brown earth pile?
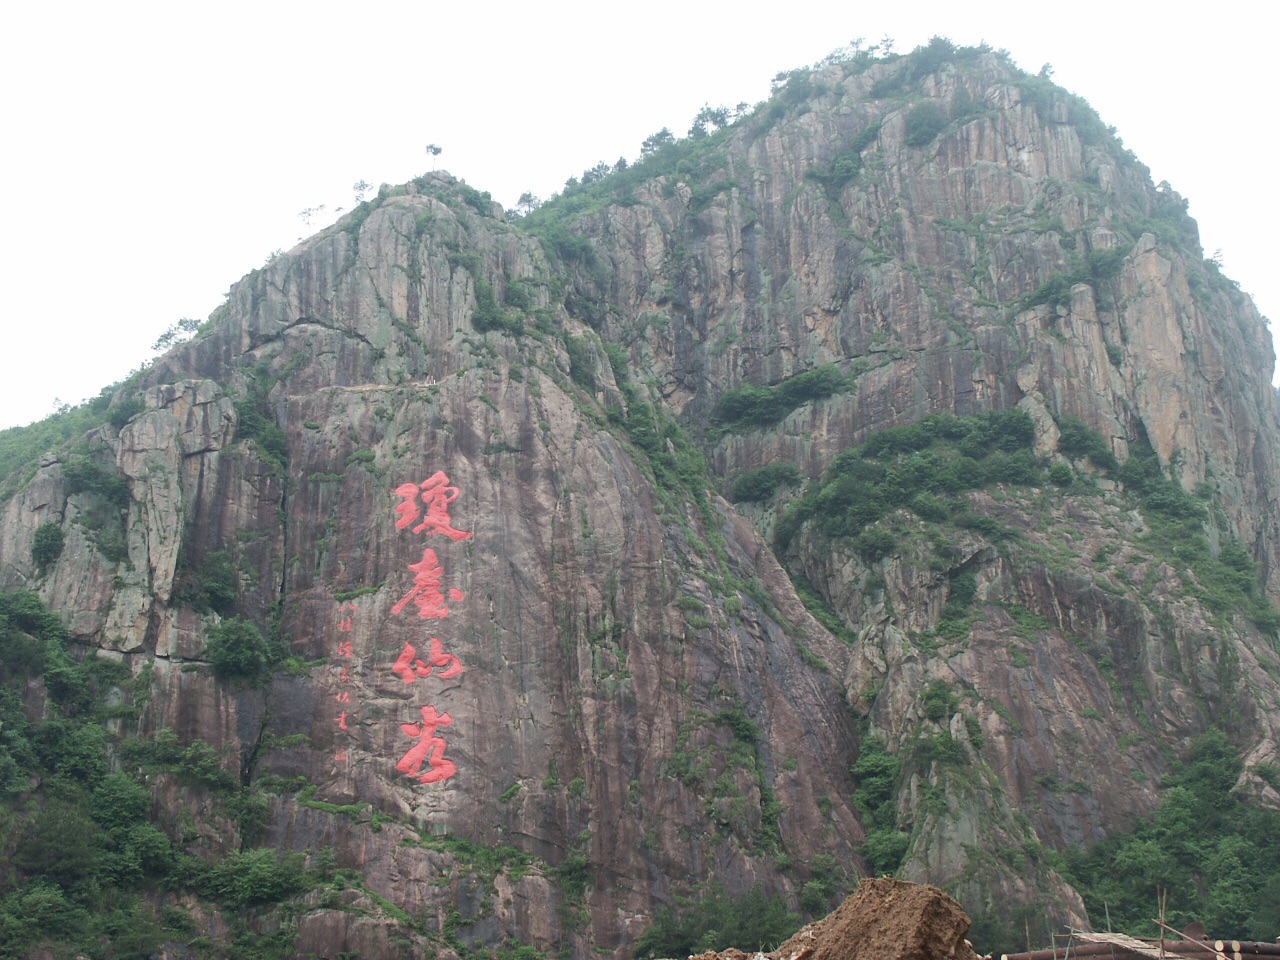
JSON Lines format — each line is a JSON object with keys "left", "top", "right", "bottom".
{"left": 688, "top": 879, "right": 983, "bottom": 960}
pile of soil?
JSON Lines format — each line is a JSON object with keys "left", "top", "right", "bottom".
{"left": 690, "top": 878, "right": 983, "bottom": 960}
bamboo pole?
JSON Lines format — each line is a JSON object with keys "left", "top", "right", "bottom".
{"left": 1158, "top": 888, "right": 1167, "bottom": 960}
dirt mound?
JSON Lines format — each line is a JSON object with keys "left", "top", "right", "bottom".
{"left": 769, "top": 878, "right": 983, "bottom": 960}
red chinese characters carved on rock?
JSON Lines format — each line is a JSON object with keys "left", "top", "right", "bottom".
{"left": 391, "top": 638, "right": 463, "bottom": 683}
{"left": 397, "top": 705, "right": 456, "bottom": 784}
{"left": 389, "top": 468, "right": 470, "bottom": 787}
{"left": 393, "top": 471, "right": 472, "bottom": 541}
{"left": 390, "top": 547, "right": 465, "bottom": 620}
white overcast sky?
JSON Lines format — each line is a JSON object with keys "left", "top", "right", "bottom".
{"left": 0, "top": 1, "right": 1273, "bottom": 430}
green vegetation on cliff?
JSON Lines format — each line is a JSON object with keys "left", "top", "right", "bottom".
{"left": 1062, "top": 730, "right": 1280, "bottom": 939}
{"left": 779, "top": 410, "right": 1278, "bottom": 633}
{"left": 632, "top": 885, "right": 799, "bottom": 959}
{"left": 0, "top": 381, "right": 146, "bottom": 507}
{"left": 775, "top": 409, "right": 1039, "bottom": 552}
{"left": 0, "top": 591, "right": 325, "bottom": 958}
{"left": 714, "top": 366, "right": 851, "bottom": 430}
{"left": 851, "top": 737, "right": 910, "bottom": 875}
{"left": 779, "top": 411, "right": 1280, "bottom": 949}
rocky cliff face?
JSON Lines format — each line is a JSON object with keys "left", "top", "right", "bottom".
{"left": 2, "top": 41, "right": 1279, "bottom": 958}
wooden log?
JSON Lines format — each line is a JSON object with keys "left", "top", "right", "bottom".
{"left": 1178, "top": 946, "right": 1235, "bottom": 959}
{"left": 1002, "top": 945, "right": 1143, "bottom": 960}
{"left": 1001, "top": 943, "right": 1221, "bottom": 960}
{"left": 1148, "top": 920, "right": 1228, "bottom": 960}
{"left": 1002, "top": 946, "right": 1115, "bottom": 960}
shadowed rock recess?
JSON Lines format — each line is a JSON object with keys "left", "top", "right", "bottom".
{"left": 3, "top": 39, "right": 1280, "bottom": 959}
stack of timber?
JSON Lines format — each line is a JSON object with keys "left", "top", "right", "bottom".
{"left": 1210, "top": 941, "right": 1280, "bottom": 960}
{"left": 1002, "top": 933, "right": 1280, "bottom": 960}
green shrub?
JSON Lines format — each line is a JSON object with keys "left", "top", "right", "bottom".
{"left": 906, "top": 36, "right": 966, "bottom": 82}
{"left": 632, "top": 885, "right": 800, "bottom": 958}
{"left": 807, "top": 122, "right": 882, "bottom": 199}
{"left": 14, "top": 794, "right": 103, "bottom": 891}
{"left": 457, "top": 183, "right": 494, "bottom": 216}
{"left": 31, "top": 521, "right": 64, "bottom": 572}
{"left": 714, "top": 366, "right": 849, "bottom": 429}
{"left": 954, "top": 511, "right": 1008, "bottom": 539}
{"left": 1086, "top": 246, "right": 1128, "bottom": 282}
{"left": 472, "top": 277, "right": 523, "bottom": 335}
{"left": 904, "top": 103, "right": 947, "bottom": 147}
{"left": 791, "top": 574, "right": 855, "bottom": 643}
{"left": 943, "top": 572, "right": 976, "bottom": 616}
{"left": 0, "top": 590, "right": 67, "bottom": 686}
{"left": 108, "top": 396, "right": 146, "bottom": 430}
{"left": 610, "top": 379, "right": 712, "bottom": 515}
{"left": 861, "top": 828, "right": 911, "bottom": 875}
{"left": 732, "top": 463, "right": 802, "bottom": 502}
{"left": 1048, "top": 461, "right": 1074, "bottom": 487}
{"left": 119, "top": 729, "right": 237, "bottom": 792}
{"left": 1104, "top": 440, "right": 1280, "bottom": 632}
{"left": 92, "top": 772, "right": 150, "bottom": 825}
{"left": 205, "top": 619, "right": 278, "bottom": 684}
{"left": 909, "top": 491, "right": 950, "bottom": 521}
{"left": 499, "top": 783, "right": 522, "bottom": 803}
{"left": 63, "top": 454, "right": 130, "bottom": 507}
{"left": 799, "top": 879, "right": 835, "bottom": 916}
{"left": 855, "top": 527, "right": 897, "bottom": 562}
{"left": 32, "top": 717, "right": 108, "bottom": 780}
{"left": 532, "top": 221, "right": 596, "bottom": 265}
{"left": 563, "top": 333, "right": 596, "bottom": 390}
{"left": 912, "top": 732, "right": 967, "bottom": 768}
{"left": 202, "top": 848, "right": 313, "bottom": 907}
{"left": 851, "top": 737, "right": 900, "bottom": 827}
{"left": 504, "top": 280, "right": 534, "bottom": 312}
{"left": 234, "top": 395, "right": 287, "bottom": 466}
{"left": 0, "top": 882, "right": 89, "bottom": 948}
{"left": 0, "top": 588, "right": 328, "bottom": 957}
{"left": 712, "top": 707, "right": 761, "bottom": 745}
{"left": 550, "top": 854, "right": 589, "bottom": 900}
{"left": 963, "top": 714, "right": 985, "bottom": 749}
{"left": 1056, "top": 416, "right": 1118, "bottom": 470}
{"left": 1022, "top": 244, "right": 1134, "bottom": 311}
{"left": 232, "top": 364, "right": 288, "bottom": 467}
{"left": 172, "top": 550, "right": 238, "bottom": 615}
{"left": 923, "top": 680, "right": 959, "bottom": 722}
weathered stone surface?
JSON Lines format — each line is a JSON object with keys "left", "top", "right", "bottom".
{"left": 3, "top": 46, "right": 1280, "bottom": 959}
